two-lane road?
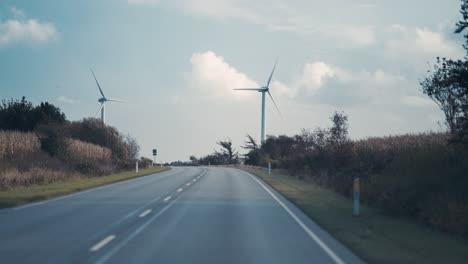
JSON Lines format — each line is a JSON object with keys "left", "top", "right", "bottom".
{"left": 0, "top": 167, "right": 364, "bottom": 264}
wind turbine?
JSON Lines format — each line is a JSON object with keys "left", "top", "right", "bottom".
{"left": 90, "top": 69, "right": 127, "bottom": 124}
{"left": 234, "top": 60, "right": 282, "bottom": 145}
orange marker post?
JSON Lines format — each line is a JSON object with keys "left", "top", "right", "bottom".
{"left": 353, "top": 178, "right": 360, "bottom": 217}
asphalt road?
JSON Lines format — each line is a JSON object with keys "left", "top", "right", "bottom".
{"left": 0, "top": 167, "right": 364, "bottom": 264}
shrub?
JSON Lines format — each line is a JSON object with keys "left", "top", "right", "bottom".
{"left": 67, "top": 118, "right": 131, "bottom": 168}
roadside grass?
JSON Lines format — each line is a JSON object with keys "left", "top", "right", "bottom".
{"left": 0, "top": 166, "right": 170, "bottom": 208}
{"left": 241, "top": 166, "right": 468, "bottom": 264}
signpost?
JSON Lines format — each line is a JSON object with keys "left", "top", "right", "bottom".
{"left": 152, "top": 148, "right": 157, "bottom": 166}
{"left": 268, "top": 162, "right": 271, "bottom": 175}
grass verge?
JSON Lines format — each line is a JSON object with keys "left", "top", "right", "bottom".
{"left": 241, "top": 166, "right": 468, "bottom": 264}
{"left": 0, "top": 166, "right": 171, "bottom": 208}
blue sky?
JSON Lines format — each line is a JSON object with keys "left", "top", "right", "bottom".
{"left": 0, "top": 0, "right": 465, "bottom": 161}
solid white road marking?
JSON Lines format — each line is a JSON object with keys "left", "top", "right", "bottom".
{"left": 90, "top": 235, "right": 116, "bottom": 252}
{"left": 177, "top": 188, "right": 183, "bottom": 192}
{"left": 163, "top": 196, "right": 171, "bottom": 202}
{"left": 139, "top": 209, "right": 152, "bottom": 218}
{"left": 245, "top": 172, "right": 346, "bottom": 264}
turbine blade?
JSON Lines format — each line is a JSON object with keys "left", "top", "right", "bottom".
{"left": 267, "top": 91, "right": 282, "bottom": 119}
{"left": 233, "top": 88, "right": 263, "bottom": 91}
{"left": 95, "top": 104, "right": 104, "bottom": 117}
{"left": 266, "top": 59, "right": 278, "bottom": 88}
{"left": 90, "top": 69, "right": 106, "bottom": 99}
{"left": 107, "top": 98, "right": 128, "bottom": 103}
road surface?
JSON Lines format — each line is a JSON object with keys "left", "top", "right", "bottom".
{"left": 0, "top": 167, "right": 364, "bottom": 264}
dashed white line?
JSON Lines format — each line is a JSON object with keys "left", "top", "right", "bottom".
{"left": 90, "top": 235, "right": 116, "bottom": 252}
{"left": 139, "top": 209, "right": 152, "bottom": 218}
{"left": 96, "top": 196, "right": 182, "bottom": 263}
{"left": 186, "top": 183, "right": 191, "bottom": 186}
{"left": 193, "top": 179, "right": 197, "bottom": 182}
{"left": 163, "top": 196, "right": 171, "bottom": 202}
{"left": 177, "top": 188, "right": 183, "bottom": 192}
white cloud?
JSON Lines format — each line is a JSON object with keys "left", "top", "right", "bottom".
{"left": 127, "top": 0, "right": 376, "bottom": 47}
{"left": 189, "top": 51, "right": 259, "bottom": 98}
{"left": 188, "top": 51, "right": 428, "bottom": 108}
{"left": 10, "top": 7, "right": 26, "bottom": 19}
{"left": 384, "top": 25, "right": 463, "bottom": 61}
{"left": 127, "top": 0, "right": 160, "bottom": 5}
{"left": 291, "top": 61, "right": 411, "bottom": 106}
{"left": 400, "top": 95, "right": 435, "bottom": 107}
{"left": 0, "top": 7, "right": 57, "bottom": 47}
{"left": 325, "top": 25, "right": 376, "bottom": 48}
{"left": 296, "top": 62, "right": 335, "bottom": 95}
{"left": 56, "top": 96, "right": 78, "bottom": 104}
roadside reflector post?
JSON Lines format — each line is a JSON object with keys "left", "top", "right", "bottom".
{"left": 268, "top": 162, "right": 271, "bottom": 175}
{"left": 136, "top": 161, "right": 139, "bottom": 173}
{"left": 353, "top": 178, "right": 360, "bottom": 217}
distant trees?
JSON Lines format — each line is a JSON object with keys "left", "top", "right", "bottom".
{"left": 189, "top": 155, "right": 198, "bottom": 164}
{"left": 421, "top": 1, "right": 468, "bottom": 143}
{"left": 0, "top": 97, "right": 141, "bottom": 171}
{"left": 0, "top": 97, "right": 66, "bottom": 131}
{"left": 195, "top": 139, "right": 239, "bottom": 165}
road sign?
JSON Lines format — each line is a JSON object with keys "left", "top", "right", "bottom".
{"left": 152, "top": 149, "right": 157, "bottom": 156}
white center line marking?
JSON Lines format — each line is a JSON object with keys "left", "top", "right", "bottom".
{"left": 245, "top": 171, "right": 346, "bottom": 264}
{"left": 186, "top": 183, "right": 191, "bottom": 186}
{"left": 163, "top": 196, "right": 171, "bottom": 202}
{"left": 177, "top": 188, "right": 183, "bottom": 192}
{"left": 90, "top": 235, "right": 116, "bottom": 252}
{"left": 139, "top": 209, "right": 152, "bottom": 218}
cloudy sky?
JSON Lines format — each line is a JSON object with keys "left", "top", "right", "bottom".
{"left": 0, "top": 0, "right": 465, "bottom": 161}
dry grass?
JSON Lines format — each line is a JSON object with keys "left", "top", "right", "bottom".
{"left": 0, "top": 130, "right": 40, "bottom": 159}
{"left": 0, "top": 168, "right": 78, "bottom": 189}
{"left": 66, "top": 139, "right": 112, "bottom": 166}
{"left": 0, "top": 166, "right": 171, "bottom": 208}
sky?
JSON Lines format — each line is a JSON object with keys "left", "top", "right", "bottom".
{"left": 0, "top": 0, "right": 466, "bottom": 162}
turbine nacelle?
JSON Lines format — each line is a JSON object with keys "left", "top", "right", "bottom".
{"left": 90, "top": 69, "right": 127, "bottom": 124}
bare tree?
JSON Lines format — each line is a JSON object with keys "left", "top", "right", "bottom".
{"left": 242, "top": 134, "right": 258, "bottom": 150}
{"left": 125, "top": 134, "right": 140, "bottom": 162}
{"left": 215, "top": 139, "right": 239, "bottom": 164}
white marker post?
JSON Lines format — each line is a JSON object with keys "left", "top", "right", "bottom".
{"left": 268, "top": 162, "right": 271, "bottom": 175}
{"left": 353, "top": 178, "right": 360, "bottom": 217}
{"left": 135, "top": 161, "right": 139, "bottom": 173}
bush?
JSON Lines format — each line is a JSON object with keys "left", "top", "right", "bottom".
{"left": 0, "top": 97, "right": 66, "bottom": 131}
{"left": 64, "top": 139, "right": 112, "bottom": 175}
{"left": 67, "top": 118, "right": 131, "bottom": 168}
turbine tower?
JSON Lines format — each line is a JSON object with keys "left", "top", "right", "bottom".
{"left": 234, "top": 60, "right": 282, "bottom": 144}
{"left": 91, "top": 69, "right": 127, "bottom": 124}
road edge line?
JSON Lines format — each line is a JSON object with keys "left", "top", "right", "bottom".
{"left": 243, "top": 171, "right": 346, "bottom": 264}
